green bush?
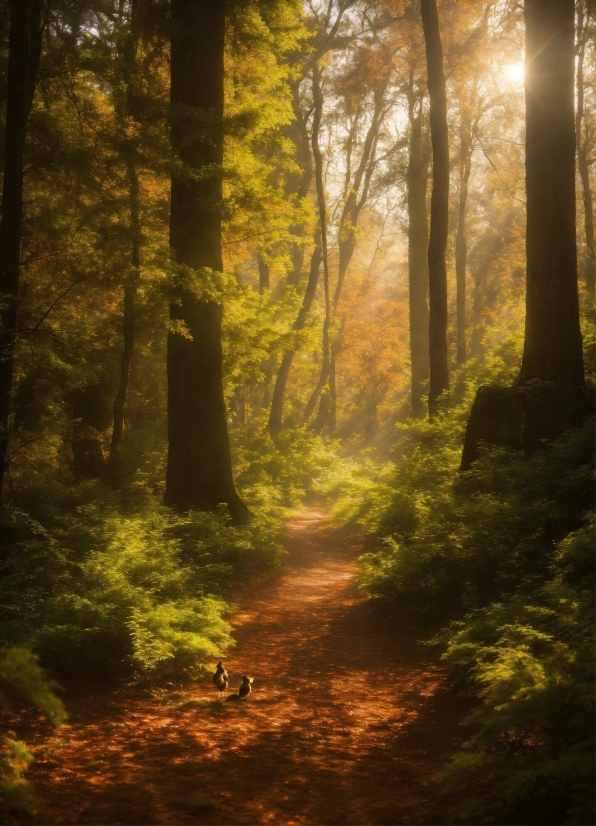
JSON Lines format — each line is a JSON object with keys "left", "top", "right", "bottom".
{"left": 0, "top": 486, "right": 281, "bottom": 680}
{"left": 0, "top": 647, "right": 65, "bottom": 821}
{"left": 441, "top": 519, "right": 594, "bottom": 825}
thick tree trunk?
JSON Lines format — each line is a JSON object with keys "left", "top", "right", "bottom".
{"left": 421, "top": 0, "right": 449, "bottom": 416}
{"left": 576, "top": 2, "right": 595, "bottom": 300}
{"left": 461, "top": 0, "right": 586, "bottom": 470}
{"left": 165, "top": 0, "right": 247, "bottom": 523}
{"left": 267, "top": 240, "right": 321, "bottom": 436}
{"left": 519, "top": 0, "right": 584, "bottom": 386}
{"left": 406, "top": 74, "right": 430, "bottom": 415}
{"left": 0, "top": 0, "right": 43, "bottom": 497}
{"left": 456, "top": 113, "right": 472, "bottom": 365}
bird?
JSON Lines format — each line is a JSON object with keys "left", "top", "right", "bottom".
{"left": 239, "top": 676, "right": 253, "bottom": 699}
{"left": 212, "top": 661, "right": 228, "bottom": 699}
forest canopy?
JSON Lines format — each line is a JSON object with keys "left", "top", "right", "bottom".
{"left": 0, "top": 0, "right": 593, "bottom": 824}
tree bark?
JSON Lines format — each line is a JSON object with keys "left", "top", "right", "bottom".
{"left": 287, "top": 78, "right": 314, "bottom": 287}
{"left": 109, "top": 0, "right": 141, "bottom": 488}
{"left": 576, "top": 2, "right": 595, "bottom": 300}
{"left": 302, "top": 62, "right": 331, "bottom": 426}
{"left": 165, "top": 0, "right": 247, "bottom": 523}
{"left": 406, "top": 70, "right": 430, "bottom": 415}
{"left": 461, "top": 0, "right": 586, "bottom": 470}
{"left": 519, "top": 0, "right": 584, "bottom": 387}
{"left": 0, "top": 0, "right": 44, "bottom": 497}
{"left": 257, "top": 254, "right": 270, "bottom": 294}
{"left": 109, "top": 154, "right": 139, "bottom": 486}
{"left": 267, "top": 239, "right": 321, "bottom": 436}
{"left": 455, "top": 110, "right": 472, "bottom": 365}
{"left": 421, "top": 0, "right": 449, "bottom": 416}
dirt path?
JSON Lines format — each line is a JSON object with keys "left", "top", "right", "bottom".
{"left": 28, "top": 509, "right": 470, "bottom": 825}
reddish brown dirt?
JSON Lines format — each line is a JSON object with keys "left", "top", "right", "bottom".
{"left": 27, "top": 509, "right": 471, "bottom": 825}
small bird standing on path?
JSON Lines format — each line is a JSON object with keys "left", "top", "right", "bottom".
{"left": 213, "top": 661, "right": 228, "bottom": 699}
{"left": 239, "top": 676, "right": 253, "bottom": 699}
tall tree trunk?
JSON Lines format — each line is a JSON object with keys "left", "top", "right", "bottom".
{"left": 0, "top": 0, "right": 44, "bottom": 497}
{"left": 109, "top": 153, "right": 139, "bottom": 487}
{"left": 287, "top": 79, "right": 314, "bottom": 287}
{"left": 461, "top": 0, "right": 586, "bottom": 471}
{"left": 519, "top": 0, "right": 584, "bottom": 386}
{"left": 109, "top": 0, "right": 141, "bottom": 488}
{"left": 421, "top": 0, "right": 449, "bottom": 416}
{"left": 165, "top": 0, "right": 247, "bottom": 523}
{"left": 576, "top": 1, "right": 595, "bottom": 301}
{"left": 303, "top": 62, "right": 331, "bottom": 426}
{"left": 267, "top": 239, "right": 321, "bottom": 436}
{"left": 455, "top": 110, "right": 472, "bottom": 365}
{"left": 406, "top": 72, "right": 430, "bottom": 415}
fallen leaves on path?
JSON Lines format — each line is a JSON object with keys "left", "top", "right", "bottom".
{"left": 26, "top": 509, "right": 471, "bottom": 825}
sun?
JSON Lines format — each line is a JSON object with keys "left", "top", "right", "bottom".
{"left": 504, "top": 62, "right": 525, "bottom": 85}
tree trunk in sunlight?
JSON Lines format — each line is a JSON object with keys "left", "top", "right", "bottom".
{"left": 406, "top": 70, "right": 430, "bottom": 416}
{"left": 268, "top": 239, "right": 322, "bottom": 436}
{"left": 0, "top": 0, "right": 44, "bottom": 498}
{"left": 421, "top": 0, "right": 449, "bottom": 417}
{"left": 575, "top": 2, "right": 595, "bottom": 301}
{"left": 455, "top": 110, "right": 472, "bottom": 366}
{"left": 519, "top": 0, "right": 584, "bottom": 387}
{"left": 165, "top": 0, "right": 248, "bottom": 523}
{"left": 461, "top": 0, "right": 587, "bottom": 471}
{"left": 303, "top": 62, "right": 332, "bottom": 428}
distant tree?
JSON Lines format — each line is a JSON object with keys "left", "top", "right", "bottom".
{"left": 165, "top": 0, "right": 247, "bottom": 522}
{"left": 519, "top": 0, "right": 584, "bottom": 386}
{"left": 420, "top": 0, "right": 449, "bottom": 416}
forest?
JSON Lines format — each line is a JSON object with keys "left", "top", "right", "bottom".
{"left": 0, "top": 0, "right": 593, "bottom": 824}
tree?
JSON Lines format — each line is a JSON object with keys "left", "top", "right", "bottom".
{"left": 519, "top": 0, "right": 584, "bottom": 387}
{"left": 461, "top": 0, "right": 586, "bottom": 470}
{"left": 164, "top": 0, "right": 247, "bottom": 522}
{"left": 576, "top": 0, "right": 595, "bottom": 301}
{"left": 420, "top": 0, "right": 449, "bottom": 416}
{"left": 108, "top": 0, "right": 143, "bottom": 487}
{"left": 0, "top": 0, "right": 45, "bottom": 497}
{"left": 405, "top": 61, "right": 430, "bottom": 414}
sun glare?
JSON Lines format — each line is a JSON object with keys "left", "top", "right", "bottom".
{"left": 504, "top": 62, "right": 525, "bottom": 85}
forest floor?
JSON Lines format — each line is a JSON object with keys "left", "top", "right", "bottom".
{"left": 26, "top": 508, "right": 472, "bottom": 825}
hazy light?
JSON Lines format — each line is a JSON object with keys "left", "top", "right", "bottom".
{"left": 504, "top": 62, "right": 525, "bottom": 85}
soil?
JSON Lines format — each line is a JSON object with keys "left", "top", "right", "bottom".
{"left": 26, "top": 508, "right": 472, "bottom": 825}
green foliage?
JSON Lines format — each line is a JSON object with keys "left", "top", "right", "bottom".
{"left": 441, "top": 519, "right": 595, "bottom": 825}
{"left": 0, "top": 483, "right": 287, "bottom": 680}
{"left": 0, "top": 647, "right": 65, "bottom": 821}
{"left": 353, "top": 347, "right": 594, "bottom": 823}
{"left": 0, "top": 647, "right": 65, "bottom": 726}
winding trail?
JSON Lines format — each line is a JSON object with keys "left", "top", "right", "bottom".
{"left": 28, "top": 509, "right": 470, "bottom": 825}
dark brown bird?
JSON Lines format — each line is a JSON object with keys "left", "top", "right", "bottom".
{"left": 239, "top": 676, "right": 253, "bottom": 699}
{"left": 213, "top": 661, "right": 228, "bottom": 699}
